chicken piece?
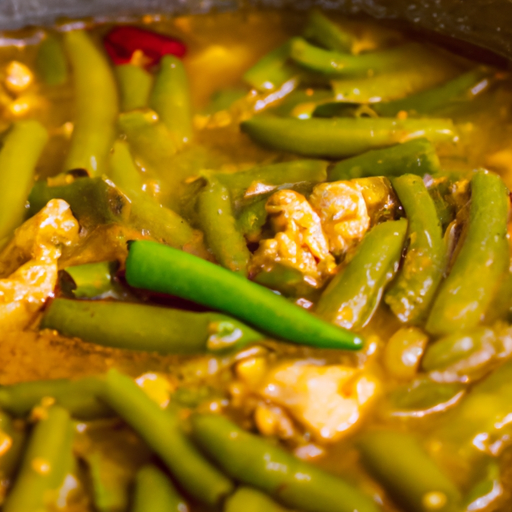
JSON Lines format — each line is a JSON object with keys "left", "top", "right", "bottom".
{"left": 352, "top": 177, "right": 397, "bottom": 224}
{"left": 250, "top": 190, "right": 336, "bottom": 288}
{"left": 257, "top": 361, "right": 378, "bottom": 442}
{"left": 0, "top": 199, "right": 80, "bottom": 331}
{"left": 309, "top": 181, "right": 370, "bottom": 256}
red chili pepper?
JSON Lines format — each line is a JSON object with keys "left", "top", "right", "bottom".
{"left": 104, "top": 26, "right": 187, "bottom": 68}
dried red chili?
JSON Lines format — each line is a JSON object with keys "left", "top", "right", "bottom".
{"left": 104, "top": 26, "right": 186, "bottom": 68}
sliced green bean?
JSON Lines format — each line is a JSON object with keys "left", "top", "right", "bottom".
{"left": 225, "top": 487, "right": 292, "bottom": 512}
{"left": 3, "top": 406, "right": 74, "bottom": 512}
{"left": 108, "top": 139, "right": 145, "bottom": 194}
{"left": 374, "top": 67, "right": 494, "bottom": 117}
{"left": 41, "top": 298, "right": 265, "bottom": 354}
{"left": 100, "top": 369, "right": 234, "bottom": 506}
{"left": 243, "top": 41, "right": 298, "bottom": 92}
{"left": 150, "top": 55, "right": 192, "bottom": 144}
{"left": 384, "top": 175, "right": 446, "bottom": 324}
{"left": 197, "top": 177, "right": 251, "bottom": 276}
{"left": 290, "top": 39, "right": 447, "bottom": 78}
{"left": 426, "top": 171, "right": 510, "bottom": 336}
{"left": 28, "top": 177, "right": 207, "bottom": 256}
{"left": 328, "top": 139, "right": 440, "bottom": 181}
{"left": 85, "top": 451, "right": 130, "bottom": 512}
{"left": 237, "top": 197, "right": 268, "bottom": 241}
{"left": 0, "top": 121, "right": 48, "bottom": 240}
{"left": 115, "top": 64, "right": 153, "bottom": 112}
{"left": 241, "top": 116, "right": 457, "bottom": 158}
{"left": 0, "top": 412, "right": 26, "bottom": 500}
{"left": 422, "top": 328, "right": 497, "bottom": 374}
{"left": 358, "top": 430, "right": 461, "bottom": 512}
{"left": 215, "top": 159, "right": 328, "bottom": 203}
{"left": 0, "top": 377, "right": 111, "bottom": 420}
{"left": 303, "top": 9, "right": 354, "bottom": 53}
{"left": 36, "top": 34, "right": 68, "bottom": 86}
{"left": 191, "top": 413, "right": 380, "bottom": 512}
{"left": 125, "top": 240, "right": 364, "bottom": 350}
{"left": 64, "top": 262, "right": 116, "bottom": 299}
{"left": 133, "top": 465, "right": 189, "bottom": 512}
{"left": 118, "top": 110, "right": 180, "bottom": 167}
{"left": 316, "top": 219, "right": 408, "bottom": 330}
{"left": 63, "top": 30, "right": 118, "bottom": 175}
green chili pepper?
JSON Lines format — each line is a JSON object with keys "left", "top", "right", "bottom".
{"left": 0, "top": 120, "right": 48, "bottom": 241}
{"left": 302, "top": 9, "right": 354, "bottom": 53}
{"left": 241, "top": 116, "right": 457, "bottom": 158}
{"left": 41, "top": 298, "right": 265, "bottom": 354}
{"left": 191, "top": 413, "right": 380, "bottom": 512}
{"left": 35, "top": 33, "right": 68, "bottom": 86}
{"left": 225, "top": 487, "right": 292, "bottom": 512}
{"left": 133, "top": 465, "right": 190, "bottom": 512}
{"left": 316, "top": 219, "right": 408, "bottom": 330}
{"left": 328, "top": 139, "right": 440, "bottom": 181}
{"left": 0, "top": 377, "right": 111, "bottom": 420}
{"left": 290, "top": 39, "right": 447, "bottom": 78}
{"left": 3, "top": 406, "right": 75, "bottom": 512}
{"left": 374, "top": 67, "right": 494, "bottom": 117}
{"left": 100, "top": 369, "right": 234, "bottom": 506}
{"left": 114, "top": 64, "right": 153, "bottom": 112}
{"left": 125, "top": 240, "right": 364, "bottom": 350}
{"left": 63, "top": 30, "right": 118, "bottom": 176}
{"left": 243, "top": 41, "right": 298, "bottom": 92}
{"left": 150, "top": 55, "right": 193, "bottom": 144}
{"left": 197, "top": 177, "right": 251, "bottom": 276}
{"left": 426, "top": 171, "right": 510, "bottom": 336}
{"left": 384, "top": 174, "right": 447, "bottom": 324}
{"left": 358, "top": 430, "right": 461, "bottom": 512}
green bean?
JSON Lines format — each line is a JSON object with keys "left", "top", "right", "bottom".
{"left": 374, "top": 67, "right": 494, "bottom": 117}
{"left": 118, "top": 110, "right": 180, "bottom": 167}
{"left": 384, "top": 175, "right": 446, "bottom": 324}
{"left": 115, "top": 64, "right": 153, "bottom": 112}
{"left": 302, "top": 9, "right": 354, "bottom": 53}
{"left": 63, "top": 30, "right": 118, "bottom": 175}
{"left": 28, "top": 177, "right": 207, "bottom": 256}
{"left": 203, "top": 88, "right": 248, "bottom": 115}
{"left": 243, "top": 41, "right": 298, "bottom": 92}
{"left": 0, "top": 412, "right": 26, "bottom": 500}
{"left": 225, "top": 487, "right": 292, "bottom": 512}
{"left": 0, "top": 121, "right": 48, "bottom": 240}
{"left": 191, "top": 413, "right": 380, "bottom": 512}
{"left": 35, "top": 34, "right": 68, "bottom": 86}
{"left": 215, "top": 159, "right": 328, "bottom": 203}
{"left": 358, "top": 430, "right": 461, "bottom": 512}
{"left": 108, "top": 139, "right": 145, "bottom": 194}
{"left": 241, "top": 116, "right": 457, "bottom": 158}
{"left": 290, "top": 39, "right": 447, "bottom": 78}
{"left": 328, "top": 139, "right": 440, "bottom": 181}
{"left": 41, "top": 298, "right": 265, "bottom": 354}
{"left": 125, "top": 240, "right": 364, "bottom": 350}
{"left": 150, "top": 55, "right": 193, "bottom": 144}
{"left": 268, "top": 89, "right": 334, "bottom": 118}
{"left": 421, "top": 328, "right": 497, "bottom": 375}
{"left": 426, "top": 171, "right": 510, "bottom": 336}
{"left": 64, "top": 262, "right": 115, "bottom": 299}
{"left": 85, "top": 451, "right": 130, "bottom": 512}
{"left": 100, "top": 369, "right": 234, "bottom": 505}
{"left": 3, "top": 406, "right": 74, "bottom": 512}
{"left": 197, "top": 177, "right": 251, "bottom": 276}
{"left": 133, "top": 465, "right": 189, "bottom": 512}
{"left": 237, "top": 197, "right": 268, "bottom": 241}
{"left": 0, "top": 376, "right": 111, "bottom": 420}
{"left": 316, "top": 219, "right": 408, "bottom": 330}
